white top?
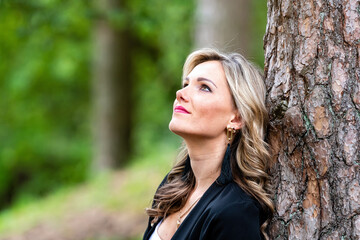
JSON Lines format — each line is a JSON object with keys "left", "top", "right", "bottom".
{"left": 149, "top": 219, "right": 163, "bottom": 240}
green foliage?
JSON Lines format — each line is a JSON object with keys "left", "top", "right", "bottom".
{"left": 0, "top": 0, "right": 92, "bottom": 209}
{"left": 250, "top": 0, "right": 268, "bottom": 67}
{"left": 0, "top": 0, "right": 194, "bottom": 210}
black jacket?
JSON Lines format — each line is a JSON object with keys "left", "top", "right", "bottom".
{"left": 143, "top": 148, "right": 266, "bottom": 240}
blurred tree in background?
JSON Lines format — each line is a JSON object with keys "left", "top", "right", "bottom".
{"left": 195, "top": 0, "right": 252, "bottom": 55}
{"left": 92, "top": 0, "right": 133, "bottom": 170}
{"left": 92, "top": 0, "right": 195, "bottom": 170}
{"left": 195, "top": 0, "right": 267, "bottom": 64}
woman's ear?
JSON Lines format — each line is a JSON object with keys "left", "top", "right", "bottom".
{"left": 229, "top": 113, "right": 243, "bottom": 130}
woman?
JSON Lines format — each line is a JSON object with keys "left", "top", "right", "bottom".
{"left": 143, "top": 48, "right": 274, "bottom": 240}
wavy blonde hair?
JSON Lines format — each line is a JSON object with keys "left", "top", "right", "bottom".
{"left": 146, "top": 48, "right": 274, "bottom": 239}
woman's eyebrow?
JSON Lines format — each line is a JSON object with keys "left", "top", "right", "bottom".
{"left": 184, "top": 77, "right": 218, "bottom": 88}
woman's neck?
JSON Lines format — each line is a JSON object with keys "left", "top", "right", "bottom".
{"left": 184, "top": 138, "right": 228, "bottom": 190}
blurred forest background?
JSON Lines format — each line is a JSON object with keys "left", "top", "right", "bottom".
{"left": 0, "top": 0, "right": 267, "bottom": 239}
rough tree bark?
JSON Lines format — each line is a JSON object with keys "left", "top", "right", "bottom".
{"left": 264, "top": 0, "right": 360, "bottom": 239}
{"left": 194, "top": 0, "right": 251, "bottom": 55}
{"left": 93, "top": 0, "right": 132, "bottom": 169}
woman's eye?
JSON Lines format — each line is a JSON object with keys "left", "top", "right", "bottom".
{"left": 200, "top": 84, "right": 211, "bottom": 92}
{"left": 182, "top": 83, "right": 188, "bottom": 88}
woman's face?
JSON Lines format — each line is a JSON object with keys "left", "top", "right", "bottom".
{"left": 169, "top": 60, "right": 238, "bottom": 142}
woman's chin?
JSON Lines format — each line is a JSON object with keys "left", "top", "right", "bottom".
{"left": 169, "top": 120, "right": 181, "bottom": 133}
{"left": 169, "top": 124, "right": 190, "bottom": 138}
{"left": 169, "top": 126, "right": 184, "bottom": 136}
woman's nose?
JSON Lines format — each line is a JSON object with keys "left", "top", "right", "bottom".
{"left": 176, "top": 88, "right": 189, "bottom": 102}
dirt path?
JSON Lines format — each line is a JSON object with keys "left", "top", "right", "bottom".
{"left": 0, "top": 167, "right": 165, "bottom": 240}
{"left": 1, "top": 208, "right": 147, "bottom": 240}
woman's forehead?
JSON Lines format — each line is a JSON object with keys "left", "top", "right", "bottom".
{"left": 186, "top": 61, "right": 225, "bottom": 83}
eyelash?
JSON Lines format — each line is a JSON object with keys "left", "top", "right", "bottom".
{"left": 200, "top": 84, "right": 211, "bottom": 92}
{"left": 182, "top": 83, "right": 212, "bottom": 92}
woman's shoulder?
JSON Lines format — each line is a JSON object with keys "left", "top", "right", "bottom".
{"left": 208, "top": 181, "right": 261, "bottom": 216}
{"left": 218, "top": 181, "right": 257, "bottom": 202}
{"left": 199, "top": 182, "right": 263, "bottom": 239}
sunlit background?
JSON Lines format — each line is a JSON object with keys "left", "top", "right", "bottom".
{"left": 0, "top": 0, "right": 266, "bottom": 239}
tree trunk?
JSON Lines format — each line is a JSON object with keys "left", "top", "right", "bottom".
{"left": 194, "top": 0, "right": 251, "bottom": 56}
{"left": 92, "top": 0, "right": 132, "bottom": 169}
{"left": 264, "top": 0, "right": 360, "bottom": 239}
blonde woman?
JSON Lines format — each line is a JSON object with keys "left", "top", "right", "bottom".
{"left": 143, "top": 48, "right": 274, "bottom": 240}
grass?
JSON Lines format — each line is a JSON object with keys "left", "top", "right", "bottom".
{"left": 0, "top": 143, "right": 178, "bottom": 238}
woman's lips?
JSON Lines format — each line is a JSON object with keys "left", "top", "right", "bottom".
{"left": 174, "top": 105, "right": 190, "bottom": 114}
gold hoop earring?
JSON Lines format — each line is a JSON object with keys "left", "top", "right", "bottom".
{"left": 227, "top": 127, "right": 236, "bottom": 143}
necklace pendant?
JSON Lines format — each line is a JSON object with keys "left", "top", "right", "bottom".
{"left": 176, "top": 219, "right": 181, "bottom": 229}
